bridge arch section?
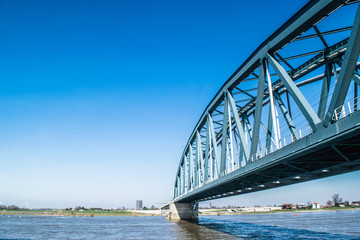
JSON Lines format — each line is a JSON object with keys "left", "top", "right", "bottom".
{"left": 173, "top": 0, "right": 360, "bottom": 208}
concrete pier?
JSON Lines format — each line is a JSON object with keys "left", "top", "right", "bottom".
{"left": 164, "top": 202, "right": 198, "bottom": 221}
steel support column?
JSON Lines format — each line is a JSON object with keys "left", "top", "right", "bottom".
{"left": 318, "top": 63, "right": 332, "bottom": 120}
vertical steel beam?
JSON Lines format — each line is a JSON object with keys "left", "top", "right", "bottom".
{"left": 266, "top": 105, "right": 273, "bottom": 152}
{"left": 274, "top": 92, "right": 299, "bottom": 140}
{"left": 196, "top": 131, "right": 204, "bottom": 185}
{"left": 195, "top": 132, "right": 200, "bottom": 186}
{"left": 227, "top": 91, "right": 250, "bottom": 161}
{"left": 187, "top": 153, "right": 191, "bottom": 192}
{"left": 318, "top": 63, "right": 332, "bottom": 120}
{"left": 324, "top": 4, "right": 360, "bottom": 126}
{"left": 181, "top": 163, "right": 185, "bottom": 194}
{"left": 208, "top": 114, "right": 220, "bottom": 178}
{"left": 177, "top": 176, "right": 180, "bottom": 197}
{"left": 267, "top": 54, "right": 321, "bottom": 131}
{"left": 220, "top": 94, "right": 229, "bottom": 175}
{"left": 205, "top": 118, "right": 210, "bottom": 182}
{"left": 228, "top": 105, "right": 235, "bottom": 171}
{"left": 190, "top": 144, "right": 197, "bottom": 188}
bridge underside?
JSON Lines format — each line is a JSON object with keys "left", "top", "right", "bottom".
{"left": 175, "top": 111, "right": 360, "bottom": 203}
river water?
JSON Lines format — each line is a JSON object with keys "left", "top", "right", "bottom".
{"left": 0, "top": 210, "right": 359, "bottom": 239}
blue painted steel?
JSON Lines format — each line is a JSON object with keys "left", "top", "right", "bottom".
{"left": 173, "top": 0, "right": 360, "bottom": 202}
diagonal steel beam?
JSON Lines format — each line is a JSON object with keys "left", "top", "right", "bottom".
{"left": 274, "top": 92, "right": 299, "bottom": 140}
{"left": 324, "top": 4, "right": 360, "bottom": 126}
{"left": 208, "top": 114, "right": 220, "bottom": 177}
{"left": 313, "top": 25, "right": 329, "bottom": 49}
{"left": 186, "top": 155, "right": 190, "bottom": 192}
{"left": 331, "top": 146, "right": 350, "bottom": 162}
{"left": 275, "top": 52, "right": 294, "bottom": 71}
{"left": 267, "top": 54, "right": 321, "bottom": 131}
{"left": 250, "top": 61, "right": 266, "bottom": 158}
{"left": 227, "top": 91, "right": 250, "bottom": 161}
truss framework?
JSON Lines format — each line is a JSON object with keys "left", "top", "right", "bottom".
{"left": 174, "top": 0, "right": 360, "bottom": 201}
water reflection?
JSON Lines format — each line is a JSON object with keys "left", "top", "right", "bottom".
{"left": 172, "top": 220, "right": 238, "bottom": 240}
{"left": 172, "top": 211, "right": 360, "bottom": 240}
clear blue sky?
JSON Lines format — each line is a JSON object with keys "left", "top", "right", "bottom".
{"left": 0, "top": 0, "right": 359, "bottom": 209}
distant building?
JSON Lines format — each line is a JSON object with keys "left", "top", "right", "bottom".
{"left": 311, "top": 202, "right": 320, "bottom": 209}
{"left": 336, "top": 202, "right": 345, "bottom": 207}
{"left": 296, "top": 203, "right": 306, "bottom": 209}
{"left": 351, "top": 201, "right": 360, "bottom": 206}
{"left": 282, "top": 204, "right": 293, "bottom": 210}
{"left": 136, "top": 200, "right": 143, "bottom": 210}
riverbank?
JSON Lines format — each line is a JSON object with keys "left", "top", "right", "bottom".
{"left": 1, "top": 209, "right": 161, "bottom": 217}
{"left": 2, "top": 206, "right": 358, "bottom": 217}
{"left": 199, "top": 206, "right": 360, "bottom": 215}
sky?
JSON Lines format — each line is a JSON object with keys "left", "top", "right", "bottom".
{"left": 0, "top": 0, "right": 359, "bottom": 209}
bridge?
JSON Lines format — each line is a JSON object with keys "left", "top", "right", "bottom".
{"left": 163, "top": 0, "right": 360, "bottom": 220}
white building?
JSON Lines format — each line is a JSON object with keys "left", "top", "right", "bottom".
{"left": 311, "top": 202, "right": 320, "bottom": 209}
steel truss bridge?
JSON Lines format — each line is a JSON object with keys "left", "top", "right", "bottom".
{"left": 173, "top": 0, "right": 360, "bottom": 204}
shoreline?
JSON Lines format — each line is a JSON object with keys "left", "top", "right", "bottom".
{"left": 200, "top": 207, "right": 360, "bottom": 215}
{"left": 1, "top": 207, "right": 359, "bottom": 217}
{"left": 1, "top": 210, "right": 161, "bottom": 217}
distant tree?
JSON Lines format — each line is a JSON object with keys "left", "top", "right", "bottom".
{"left": 326, "top": 200, "right": 333, "bottom": 207}
{"left": 332, "top": 194, "right": 343, "bottom": 206}
{"left": 306, "top": 201, "right": 311, "bottom": 209}
{"left": 150, "top": 205, "right": 155, "bottom": 210}
{"left": 143, "top": 206, "right": 148, "bottom": 210}
{"left": 7, "top": 205, "right": 19, "bottom": 210}
{"left": 344, "top": 201, "right": 350, "bottom": 207}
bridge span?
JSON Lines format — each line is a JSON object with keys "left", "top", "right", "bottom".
{"left": 164, "top": 0, "right": 360, "bottom": 220}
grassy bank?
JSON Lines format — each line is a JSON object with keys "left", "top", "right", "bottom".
{"left": 1, "top": 209, "right": 160, "bottom": 217}
{"left": 200, "top": 206, "right": 360, "bottom": 215}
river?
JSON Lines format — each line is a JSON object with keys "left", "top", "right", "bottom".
{"left": 0, "top": 210, "right": 359, "bottom": 239}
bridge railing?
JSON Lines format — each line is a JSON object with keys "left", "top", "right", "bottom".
{"left": 332, "top": 96, "right": 360, "bottom": 122}
{"left": 249, "top": 95, "right": 360, "bottom": 163}
{"left": 249, "top": 124, "right": 313, "bottom": 163}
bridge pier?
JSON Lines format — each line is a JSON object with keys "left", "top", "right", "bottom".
{"left": 166, "top": 202, "right": 198, "bottom": 221}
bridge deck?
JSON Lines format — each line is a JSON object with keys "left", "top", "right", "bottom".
{"left": 175, "top": 111, "right": 360, "bottom": 203}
